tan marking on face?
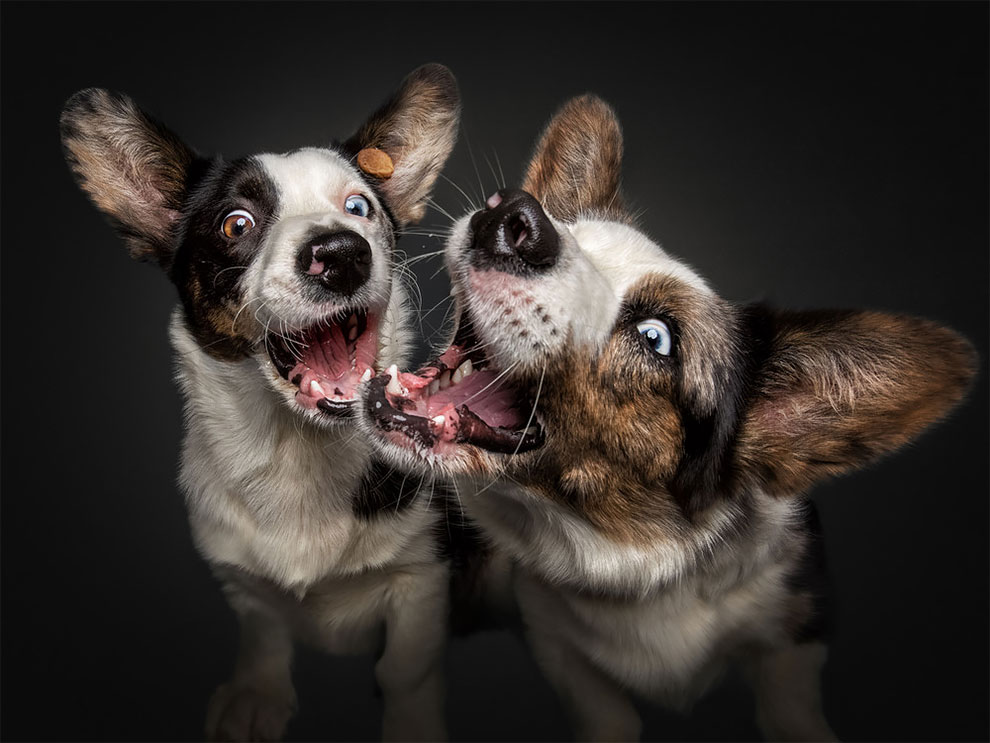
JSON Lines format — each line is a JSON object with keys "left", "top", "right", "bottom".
{"left": 184, "top": 273, "right": 256, "bottom": 361}
{"left": 490, "top": 274, "right": 734, "bottom": 545}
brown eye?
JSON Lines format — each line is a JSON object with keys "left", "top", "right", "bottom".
{"left": 222, "top": 209, "right": 256, "bottom": 239}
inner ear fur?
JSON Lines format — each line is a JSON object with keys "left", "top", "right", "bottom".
{"left": 521, "top": 94, "right": 627, "bottom": 223}
{"left": 733, "top": 307, "right": 977, "bottom": 497}
{"left": 344, "top": 63, "right": 460, "bottom": 227}
{"left": 60, "top": 88, "right": 196, "bottom": 267}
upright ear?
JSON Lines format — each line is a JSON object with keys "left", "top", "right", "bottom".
{"left": 521, "top": 94, "right": 626, "bottom": 222}
{"left": 60, "top": 88, "right": 196, "bottom": 267}
{"left": 345, "top": 63, "right": 460, "bottom": 227}
{"left": 733, "top": 308, "right": 977, "bottom": 496}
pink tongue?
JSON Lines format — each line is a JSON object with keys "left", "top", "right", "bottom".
{"left": 289, "top": 323, "right": 351, "bottom": 385}
{"left": 289, "top": 314, "right": 379, "bottom": 410}
{"left": 427, "top": 371, "right": 526, "bottom": 430}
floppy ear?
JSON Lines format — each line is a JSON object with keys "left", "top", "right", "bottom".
{"left": 60, "top": 88, "right": 196, "bottom": 268}
{"left": 345, "top": 63, "right": 460, "bottom": 227}
{"left": 733, "top": 308, "right": 977, "bottom": 496}
{"left": 521, "top": 94, "right": 626, "bottom": 222}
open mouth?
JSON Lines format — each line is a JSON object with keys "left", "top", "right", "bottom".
{"left": 366, "top": 318, "right": 544, "bottom": 455}
{"left": 266, "top": 310, "right": 378, "bottom": 417}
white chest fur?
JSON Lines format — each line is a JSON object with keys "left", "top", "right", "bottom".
{"left": 169, "top": 313, "right": 435, "bottom": 593}
{"left": 462, "top": 477, "right": 798, "bottom": 705}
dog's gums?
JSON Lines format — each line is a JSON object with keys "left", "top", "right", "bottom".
{"left": 267, "top": 310, "right": 379, "bottom": 416}
{"left": 367, "top": 319, "right": 544, "bottom": 455}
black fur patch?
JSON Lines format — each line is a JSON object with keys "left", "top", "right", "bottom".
{"left": 169, "top": 156, "right": 280, "bottom": 360}
{"left": 352, "top": 457, "right": 421, "bottom": 520}
{"left": 787, "top": 502, "right": 834, "bottom": 644}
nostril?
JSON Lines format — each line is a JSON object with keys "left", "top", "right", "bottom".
{"left": 306, "top": 248, "right": 326, "bottom": 276}
{"left": 508, "top": 215, "right": 529, "bottom": 248}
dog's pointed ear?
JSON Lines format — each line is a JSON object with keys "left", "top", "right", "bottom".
{"left": 732, "top": 308, "right": 976, "bottom": 496}
{"left": 60, "top": 88, "right": 196, "bottom": 268}
{"left": 522, "top": 94, "right": 626, "bottom": 222}
{"left": 344, "top": 63, "right": 460, "bottom": 227}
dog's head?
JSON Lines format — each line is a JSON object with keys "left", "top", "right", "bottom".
{"left": 364, "top": 95, "right": 975, "bottom": 554}
{"left": 61, "top": 64, "right": 459, "bottom": 425}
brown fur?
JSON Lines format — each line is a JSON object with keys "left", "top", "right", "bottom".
{"left": 734, "top": 310, "right": 978, "bottom": 496}
{"left": 60, "top": 88, "right": 195, "bottom": 267}
{"left": 345, "top": 64, "right": 460, "bottom": 226}
{"left": 522, "top": 95, "right": 627, "bottom": 222}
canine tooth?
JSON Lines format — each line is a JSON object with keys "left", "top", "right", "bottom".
{"left": 438, "top": 371, "right": 451, "bottom": 390}
{"left": 309, "top": 380, "right": 326, "bottom": 398}
{"left": 386, "top": 373, "right": 403, "bottom": 397}
{"left": 458, "top": 358, "right": 473, "bottom": 378}
{"left": 360, "top": 368, "right": 373, "bottom": 383}
{"left": 432, "top": 415, "right": 445, "bottom": 426}
{"left": 348, "top": 324, "right": 359, "bottom": 341}
{"left": 451, "top": 366, "right": 464, "bottom": 385}
{"left": 429, "top": 380, "right": 439, "bottom": 395}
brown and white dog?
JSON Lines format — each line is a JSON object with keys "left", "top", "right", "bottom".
{"left": 361, "top": 96, "right": 977, "bottom": 740}
{"left": 61, "top": 65, "right": 459, "bottom": 741}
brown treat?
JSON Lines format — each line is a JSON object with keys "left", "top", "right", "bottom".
{"left": 356, "top": 148, "right": 395, "bottom": 179}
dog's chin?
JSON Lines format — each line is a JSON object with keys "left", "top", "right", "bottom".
{"left": 364, "top": 314, "right": 545, "bottom": 469}
{"left": 265, "top": 308, "right": 381, "bottom": 424}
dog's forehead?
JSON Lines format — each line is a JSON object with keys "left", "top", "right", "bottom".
{"left": 569, "top": 219, "right": 711, "bottom": 301}
{"left": 255, "top": 148, "right": 364, "bottom": 218}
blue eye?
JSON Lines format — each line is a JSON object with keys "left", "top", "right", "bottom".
{"left": 636, "top": 319, "right": 673, "bottom": 356}
{"left": 344, "top": 194, "right": 371, "bottom": 217}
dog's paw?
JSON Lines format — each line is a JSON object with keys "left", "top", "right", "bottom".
{"left": 205, "top": 682, "right": 298, "bottom": 742}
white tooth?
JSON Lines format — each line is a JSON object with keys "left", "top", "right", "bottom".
{"left": 451, "top": 366, "right": 463, "bottom": 385}
{"left": 387, "top": 364, "right": 399, "bottom": 377}
{"left": 386, "top": 374, "right": 403, "bottom": 397}
{"left": 459, "top": 358, "right": 473, "bottom": 378}
{"left": 438, "top": 371, "right": 451, "bottom": 390}
{"left": 432, "top": 415, "right": 445, "bottom": 426}
{"left": 348, "top": 325, "right": 359, "bottom": 341}
{"left": 429, "top": 380, "right": 439, "bottom": 395}
{"left": 360, "top": 368, "right": 373, "bottom": 383}
{"left": 309, "top": 380, "right": 326, "bottom": 398}
{"left": 525, "top": 425, "right": 540, "bottom": 434}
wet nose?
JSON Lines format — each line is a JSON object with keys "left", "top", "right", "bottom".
{"left": 297, "top": 230, "right": 372, "bottom": 297}
{"left": 468, "top": 189, "right": 559, "bottom": 274}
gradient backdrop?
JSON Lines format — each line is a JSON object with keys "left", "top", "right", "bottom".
{"left": 2, "top": 2, "right": 987, "bottom": 741}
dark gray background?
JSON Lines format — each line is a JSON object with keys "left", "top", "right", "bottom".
{"left": 2, "top": 2, "right": 987, "bottom": 741}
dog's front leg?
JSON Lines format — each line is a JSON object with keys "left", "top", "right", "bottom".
{"left": 526, "top": 625, "right": 641, "bottom": 742}
{"left": 744, "top": 641, "right": 837, "bottom": 742}
{"left": 375, "top": 563, "right": 449, "bottom": 742}
{"left": 205, "top": 583, "right": 297, "bottom": 742}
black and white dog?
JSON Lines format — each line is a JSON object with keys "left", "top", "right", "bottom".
{"left": 361, "top": 96, "right": 977, "bottom": 740}
{"left": 61, "top": 65, "right": 459, "bottom": 741}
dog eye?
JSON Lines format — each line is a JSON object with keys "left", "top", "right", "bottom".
{"left": 344, "top": 194, "right": 371, "bottom": 218}
{"left": 636, "top": 319, "right": 672, "bottom": 356}
{"left": 221, "top": 209, "right": 256, "bottom": 239}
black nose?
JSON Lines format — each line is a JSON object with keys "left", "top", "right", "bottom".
{"left": 297, "top": 230, "right": 372, "bottom": 297}
{"left": 468, "top": 189, "right": 559, "bottom": 274}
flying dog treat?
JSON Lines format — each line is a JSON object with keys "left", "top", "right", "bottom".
{"left": 357, "top": 148, "right": 394, "bottom": 179}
